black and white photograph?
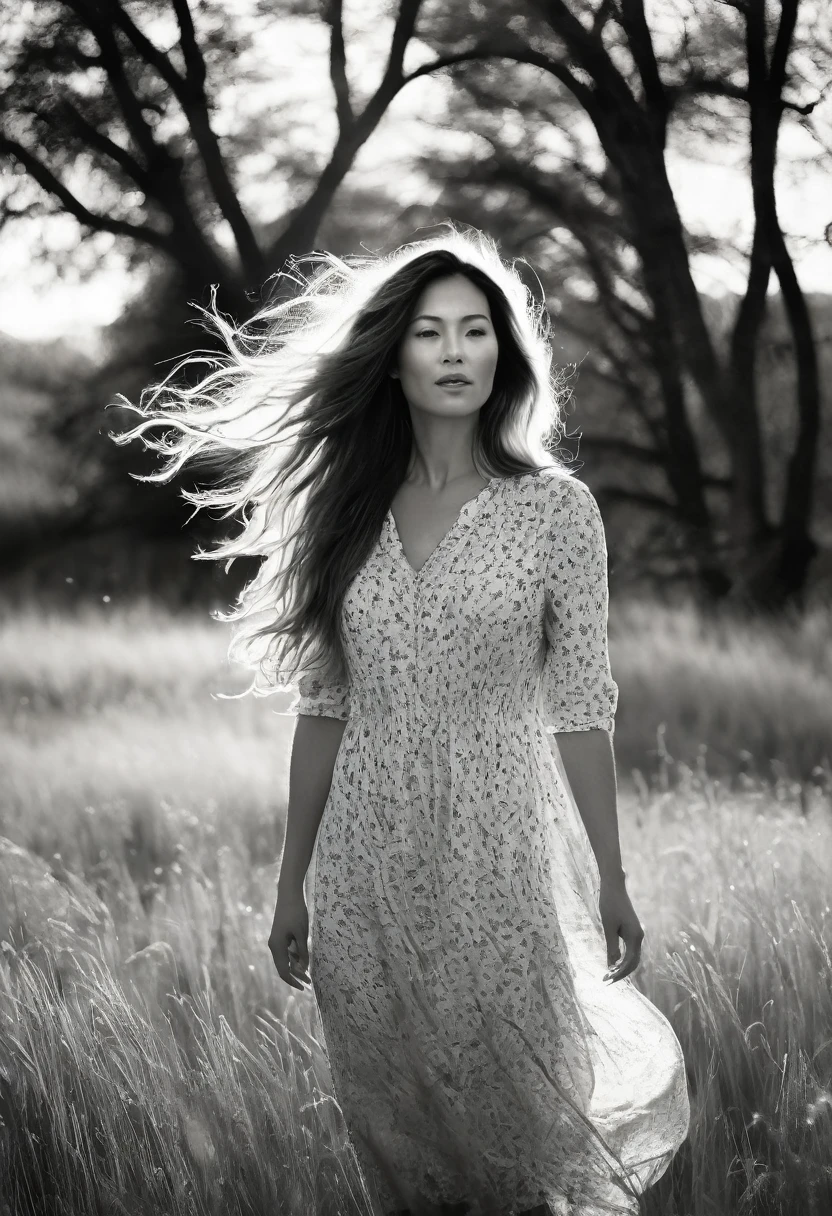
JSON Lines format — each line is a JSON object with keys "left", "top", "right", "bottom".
{"left": 0, "top": 1, "right": 830, "bottom": 1213}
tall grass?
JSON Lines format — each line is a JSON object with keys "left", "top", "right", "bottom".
{"left": 610, "top": 599, "right": 832, "bottom": 786}
{"left": 0, "top": 597, "right": 831, "bottom": 1214}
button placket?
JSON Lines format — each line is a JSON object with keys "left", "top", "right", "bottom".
{"left": 414, "top": 581, "right": 433, "bottom": 716}
{"left": 412, "top": 575, "right": 448, "bottom": 962}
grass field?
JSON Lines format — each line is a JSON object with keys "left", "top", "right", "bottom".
{"left": 1, "top": 597, "right": 831, "bottom": 1215}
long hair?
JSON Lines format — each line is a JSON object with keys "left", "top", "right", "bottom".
{"left": 109, "top": 224, "right": 574, "bottom": 699}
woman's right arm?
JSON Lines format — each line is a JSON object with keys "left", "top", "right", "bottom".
{"left": 277, "top": 713, "right": 347, "bottom": 897}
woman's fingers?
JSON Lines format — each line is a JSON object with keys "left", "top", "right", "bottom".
{"left": 271, "top": 949, "right": 305, "bottom": 989}
{"left": 268, "top": 933, "right": 310, "bottom": 990}
{"left": 599, "top": 882, "right": 645, "bottom": 984}
{"left": 268, "top": 893, "right": 311, "bottom": 990}
{"left": 288, "top": 940, "right": 311, "bottom": 985}
{"left": 273, "top": 958, "right": 305, "bottom": 989}
{"left": 603, "top": 922, "right": 644, "bottom": 984}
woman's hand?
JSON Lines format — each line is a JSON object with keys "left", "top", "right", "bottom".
{"left": 598, "top": 874, "right": 644, "bottom": 984}
{"left": 268, "top": 887, "right": 311, "bottom": 991}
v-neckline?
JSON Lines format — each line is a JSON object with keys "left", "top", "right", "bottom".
{"left": 386, "top": 476, "right": 499, "bottom": 580}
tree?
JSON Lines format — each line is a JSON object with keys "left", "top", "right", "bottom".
{"left": 0, "top": 0, "right": 503, "bottom": 573}
{"left": 1, "top": 0, "right": 827, "bottom": 607}
{"left": 0, "top": 0, "right": 490, "bottom": 308}
{"left": 728, "top": 0, "right": 823, "bottom": 602}
{"left": 416, "top": 0, "right": 829, "bottom": 606}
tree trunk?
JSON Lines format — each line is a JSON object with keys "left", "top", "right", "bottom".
{"left": 616, "top": 148, "right": 770, "bottom": 554}
{"left": 747, "top": 1, "right": 820, "bottom": 606}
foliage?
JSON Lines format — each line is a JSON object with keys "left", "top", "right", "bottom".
{"left": 412, "top": 0, "right": 832, "bottom": 606}
{"left": 0, "top": 1, "right": 830, "bottom": 606}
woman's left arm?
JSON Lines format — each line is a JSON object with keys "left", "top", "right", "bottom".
{"left": 555, "top": 727, "right": 645, "bottom": 985}
{"left": 553, "top": 727, "right": 622, "bottom": 880}
{"left": 539, "top": 477, "right": 644, "bottom": 984}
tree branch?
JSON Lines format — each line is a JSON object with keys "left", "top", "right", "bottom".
{"left": 63, "top": 0, "right": 161, "bottom": 166}
{"left": 403, "top": 41, "right": 596, "bottom": 112}
{"left": 264, "top": 0, "right": 428, "bottom": 267}
{"left": 101, "top": 0, "right": 186, "bottom": 97}
{"left": 671, "top": 70, "right": 818, "bottom": 115}
{"left": 463, "top": 152, "right": 648, "bottom": 339}
{"left": 769, "top": 0, "right": 800, "bottom": 99}
{"left": 57, "top": 99, "right": 151, "bottom": 192}
{"left": 357, "top": 0, "right": 426, "bottom": 123}
{"left": 103, "top": 0, "right": 261, "bottom": 277}
{"left": 327, "top": 0, "right": 353, "bottom": 132}
{"left": 591, "top": 0, "right": 617, "bottom": 38}
{"left": 0, "top": 132, "right": 173, "bottom": 253}
{"left": 618, "top": 0, "right": 668, "bottom": 128}
{"left": 385, "top": 0, "right": 423, "bottom": 83}
{"left": 0, "top": 195, "right": 48, "bottom": 235}
{"left": 529, "top": 0, "right": 639, "bottom": 115}
{"left": 170, "top": 0, "right": 207, "bottom": 91}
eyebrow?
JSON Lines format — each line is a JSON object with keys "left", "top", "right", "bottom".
{"left": 410, "top": 313, "right": 491, "bottom": 324}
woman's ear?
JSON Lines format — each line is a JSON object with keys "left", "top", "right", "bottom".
{"left": 389, "top": 367, "right": 399, "bottom": 380}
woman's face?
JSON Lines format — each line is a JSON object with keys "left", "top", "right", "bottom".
{"left": 393, "top": 274, "right": 499, "bottom": 417}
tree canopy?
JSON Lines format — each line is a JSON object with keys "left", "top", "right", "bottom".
{"left": 1, "top": 0, "right": 830, "bottom": 607}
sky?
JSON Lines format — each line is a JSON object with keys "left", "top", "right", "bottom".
{"left": 0, "top": 3, "right": 830, "bottom": 346}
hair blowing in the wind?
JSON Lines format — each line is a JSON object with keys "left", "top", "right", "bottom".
{"left": 108, "top": 225, "right": 571, "bottom": 700}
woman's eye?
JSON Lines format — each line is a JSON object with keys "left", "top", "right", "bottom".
{"left": 414, "top": 327, "right": 487, "bottom": 338}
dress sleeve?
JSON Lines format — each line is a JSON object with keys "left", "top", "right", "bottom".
{"left": 539, "top": 476, "right": 619, "bottom": 736}
{"left": 284, "top": 665, "right": 351, "bottom": 722}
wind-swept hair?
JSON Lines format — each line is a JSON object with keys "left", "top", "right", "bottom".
{"left": 109, "top": 224, "right": 573, "bottom": 699}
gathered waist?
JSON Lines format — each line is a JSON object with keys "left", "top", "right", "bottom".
{"left": 347, "top": 696, "right": 542, "bottom": 728}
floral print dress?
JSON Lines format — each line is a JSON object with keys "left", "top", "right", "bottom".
{"left": 282, "top": 469, "right": 690, "bottom": 1216}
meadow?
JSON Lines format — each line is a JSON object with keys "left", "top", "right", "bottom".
{"left": 1, "top": 597, "right": 831, "bottom": 1215}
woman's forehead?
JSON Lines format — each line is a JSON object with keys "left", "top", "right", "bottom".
{"left": 410, "top": 274, "right": 492, "bottom": 319}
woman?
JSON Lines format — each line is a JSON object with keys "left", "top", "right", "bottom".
{"left": 113, "top": 226, "right": 690, "bottom": 1216}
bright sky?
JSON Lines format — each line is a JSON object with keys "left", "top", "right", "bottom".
{"left": 0, "top": 4, "right": 830, "bottom": 345}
